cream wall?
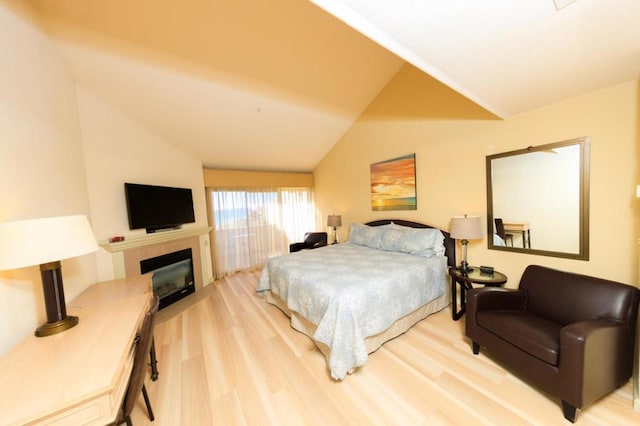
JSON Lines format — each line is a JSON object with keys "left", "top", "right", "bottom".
{"left": 77, "top": 85, "right": 211, "bottom": 282}
{"left": 0, "top": 0, "right": 97, "bottom": 354}
{"left": 0, "top": 0, "right": 213, "bottom": 355}
{"left": 315, "top": 73, "right": 639, "bottom": 286}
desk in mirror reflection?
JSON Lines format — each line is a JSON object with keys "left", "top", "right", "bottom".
{"left": 503, "top": 221, "right": 530, "bottom": 248}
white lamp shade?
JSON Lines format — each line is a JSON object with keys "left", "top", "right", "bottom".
{"left": 0, "top": 215, "right": 98, "bottom": 270}
{"left": 327, "top": 215, "right": 342, "bottom": 227}
{"left": 449, "top": 215, "right": 483, "bottom": 240}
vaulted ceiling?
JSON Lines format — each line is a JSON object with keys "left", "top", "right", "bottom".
{"left": 312, "top": 0, "right": 640, "bottom": 117}
{"left": 28, "top": 0, "right": 640, "bottom": 172}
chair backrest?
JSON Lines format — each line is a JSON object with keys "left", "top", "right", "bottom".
{"left": 494, "top": 218, "right": 507, "bottom": 239}
{"left": 303, "top": 232, "right": 327, "bottom": 248}
{"left": 122, "top": 294, "right": 160, "bottom": 418}
{"left": 520, "top": 265, "right": 640, "bottom": 326}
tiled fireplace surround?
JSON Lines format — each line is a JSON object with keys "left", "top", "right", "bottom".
{"left": 100, "top": 227, "right": 211, "bottom": 293}
{"left": 124, "top": 237, "right": 202, "bottom": 287}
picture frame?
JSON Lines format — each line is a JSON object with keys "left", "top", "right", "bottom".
{"left": 370, "top": 153, "right": 417, "bottom": 211}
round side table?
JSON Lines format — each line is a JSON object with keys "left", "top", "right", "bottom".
{"left": 449, "top": 267, "right": 507, "bottom": 320}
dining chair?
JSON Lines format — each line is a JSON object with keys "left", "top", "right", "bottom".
{"left": 114, "top": 294, "right": 160, "bottom": 425}
{"left": 494, "top": 218, "right": 514, "bottom": 247}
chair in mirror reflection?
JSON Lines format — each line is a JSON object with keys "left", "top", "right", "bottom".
{"left": 494, "top": 218, "right": 513, "bottom": 247}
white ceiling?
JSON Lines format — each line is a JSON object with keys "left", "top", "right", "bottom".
{"left": 312, "top": 0, "right": 640, "bottom": 117}
{"left": 29, "top": 0, "right": 640, "bottom": 172}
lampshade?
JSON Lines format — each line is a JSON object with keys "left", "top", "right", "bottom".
{"left": 449, "top": 215, "right": 483, "bottom": 240}
{"left": 0, "top": 215, "right": 98, "bottom": 337}
{"left": 327, "top": 215, "right": 342, "bottom": 228}
{"left": 0, "top": 215, "right": 98, "bottom": 271}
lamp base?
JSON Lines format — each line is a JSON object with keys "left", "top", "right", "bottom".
{"left": 457, "top": 240, "right": 475, "bottom": 274}
{"left": 36, "top": 260, "right": 79, "bottom": 337}
{"left": 35, "top": 315, "right": 79, "bottom": 337}
{"left": 457, "top": 258, "right": 475, "bottom": 275}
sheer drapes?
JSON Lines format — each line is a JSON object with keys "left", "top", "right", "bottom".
{"left": 209, "top": 187, "right": 315, "bottom": 278}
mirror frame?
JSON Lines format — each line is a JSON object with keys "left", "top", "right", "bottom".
{"left": 486, "top": 136, "right": 590, "bottom": 260}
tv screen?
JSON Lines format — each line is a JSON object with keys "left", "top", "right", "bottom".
{"left": 124, "top": 182, "right": 195, "bottom": 232}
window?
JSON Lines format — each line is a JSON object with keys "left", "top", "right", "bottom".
{"left": 209, "top": 187, "right": 316, "bottom": 278}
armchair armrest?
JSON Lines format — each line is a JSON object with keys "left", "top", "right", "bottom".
{"left": 560, "top": 319, "right": 635, "bottom": 408}
{"left": 467, "top": 287, "right": 527, "bottom": 313}
{"left": 289, "top": 242, "right": 307, "bottom": 253}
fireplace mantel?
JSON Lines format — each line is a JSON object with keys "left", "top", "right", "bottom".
{"left": 98, "top": 226, "right": 213, "bottom": 288}
{"left": 99, "top": 226, "right": 212, "bottom": 253}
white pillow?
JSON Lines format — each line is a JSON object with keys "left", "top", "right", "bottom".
{"left": 380, "top": 225, "right": 445, "bottom": 257}
{"left": 349, "top": 223, "right": 385, "bottom": 249}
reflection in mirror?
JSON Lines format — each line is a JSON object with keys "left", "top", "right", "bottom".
{"left": 486, "top": 137, "right": 590, "bottom": 260}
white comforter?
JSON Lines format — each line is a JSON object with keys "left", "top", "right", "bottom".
{"left": 257, "top": 243, "right": 447, "bottom": 380}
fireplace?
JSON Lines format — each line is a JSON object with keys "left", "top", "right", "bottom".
{"left": 140, "top": 248, "right": 195, "bottom": 310}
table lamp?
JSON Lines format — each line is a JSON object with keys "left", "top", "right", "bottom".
{"left": 0, "top": 215, "right": 98, "bottom": 337}
{"left": 449, "top": 214, "right": 483, "bottom": 274}
{"left": 327, "top": 214, "right": 342, "bottom": 244}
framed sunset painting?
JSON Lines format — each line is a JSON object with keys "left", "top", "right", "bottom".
{"left": 370, "top": 153, "right": 417, "bottom": 211}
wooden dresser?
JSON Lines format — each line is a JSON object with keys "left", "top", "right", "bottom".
{"left": 0, "top": 274, "right": 152, "bottom": 425}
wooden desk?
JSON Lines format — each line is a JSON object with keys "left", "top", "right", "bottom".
{"left": 0, "top": 274, "right": 152, "bottom": 425}
{"left": 503, "top": 221, "right": 531, "bottom": 248}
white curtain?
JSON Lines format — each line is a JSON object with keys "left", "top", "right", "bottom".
{"left": 209, "top": 187, "right": 316, "bottom": 278}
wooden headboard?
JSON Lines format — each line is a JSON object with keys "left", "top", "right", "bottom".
{"left": 365, "top": 219, "right": 456, "bottom": 269}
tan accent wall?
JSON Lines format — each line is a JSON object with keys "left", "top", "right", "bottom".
{"left": 203, "top": 168, "right": 313, "bottom": 188}
{"left": 314, "top": 71, "right": 639, "bottom": 286}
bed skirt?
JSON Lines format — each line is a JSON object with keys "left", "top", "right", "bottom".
{"left": 264, "top": 284, "right": 451, "bottom": 375}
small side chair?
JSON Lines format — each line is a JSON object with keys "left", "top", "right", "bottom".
{"left": 114, "top": 295, "right": 160, "bottom": 426}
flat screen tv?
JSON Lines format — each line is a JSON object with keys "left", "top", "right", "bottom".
{"left": 125, "top": 182, "right": 195, "bottom": 233}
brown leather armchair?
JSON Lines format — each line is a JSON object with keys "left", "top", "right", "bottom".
{"left": 466, "top": 265, "right": 640, "bottom": 422}
{"left": 289, "top": 232, "right": 328, "bottom": 253}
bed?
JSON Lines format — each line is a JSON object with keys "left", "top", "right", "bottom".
{"left": 256, "top": 219, "right": 456, "bottom": 380}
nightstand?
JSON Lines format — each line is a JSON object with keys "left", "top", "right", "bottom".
{"left": 449, "top": 267, "right": 507, "bottom": 320}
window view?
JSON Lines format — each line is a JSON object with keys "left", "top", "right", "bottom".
{"left": 210, "top": 188, "right": 316, "bottom": 278}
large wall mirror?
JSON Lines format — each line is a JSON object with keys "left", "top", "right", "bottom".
{"left": 486, "top": 136, "right": 590, "bottom": 260}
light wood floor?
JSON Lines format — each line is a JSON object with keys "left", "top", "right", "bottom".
{"left": 132, "top": 271, "right": 640, "bottom": 425}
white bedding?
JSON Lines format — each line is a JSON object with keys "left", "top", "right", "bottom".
{"left": 257, "top": 242, "right": 447, "bottom": 380}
